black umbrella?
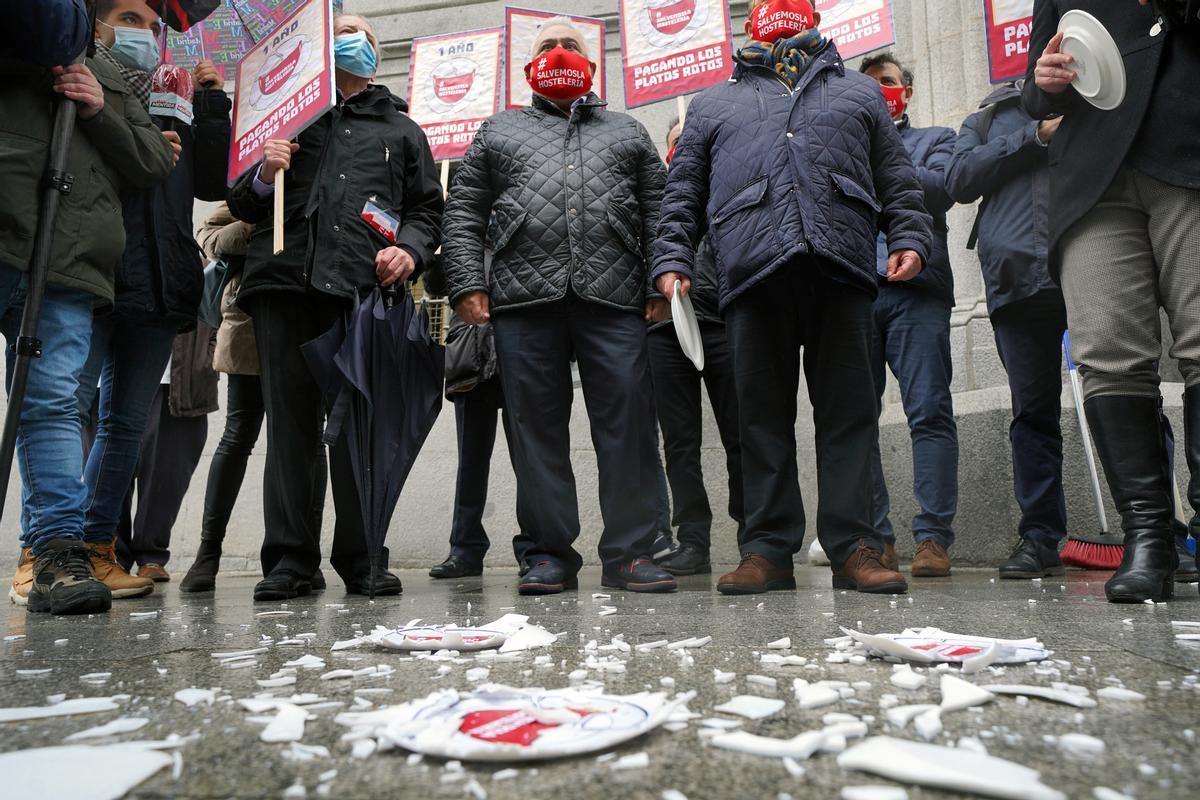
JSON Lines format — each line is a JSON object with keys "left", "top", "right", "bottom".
{"left": 302, "top": 288, "right": 444, "bottom": 596}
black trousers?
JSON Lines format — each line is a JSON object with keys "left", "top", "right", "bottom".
{"left": 723, "top": 268, "right": 880, "bottom": 569}
{"left": 991, "top": 289, "right": 1069, "bottom": 544}
{"left": 648, "top": 322, "right": 744, "bottom": 550}
{"left": 246, "top": 292, "right": 381, "bottom": 581}
{"left": 492, "top": 296, "right": 660, "bottom": 574}
{"left": 116, "top": 386, "right": 207, "bottom": 568}
{"left": 198, "top": 373, "right": 327, "bottom": 545}
{"left": 448, "top": 376, "right": 533, "bottom": 568}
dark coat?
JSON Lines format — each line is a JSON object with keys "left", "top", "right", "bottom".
{"left": 873, "top": 118, "right": 956, "bottom": 306}
{"left": 1, "top": 0, "right": 90, "bottom": 66}
{"left": 167, "top": 322, "right": 219, "bottom": 418}
{"left": 946, "top": 84, "right": 1056, "bottom": 315}
{"left": 442, "top": 94, "right": 666, "bottom": 315}
{"left": 1022, "top": 0, "right": 1200, "bottom": 273}
{"left": 652, "top": 44, "right": 932, "bottom": 310}
{"left": 0, "top": 56, "right": 174, "bottom": 302}
{"left": 649, "top": 236, "right": 721, "bottom": 333}
{"left": 229, "top": 86, "right": 443, "bottom": 305}
{"left": 116, "top": 88, "right": 230, "bottom": 326}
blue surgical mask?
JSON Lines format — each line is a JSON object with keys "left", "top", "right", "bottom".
{"left": 101, "top": 21, "right": 160, "bottom": 73}
{"left": 334, "top": 32, "right": 377, "bottom": 78}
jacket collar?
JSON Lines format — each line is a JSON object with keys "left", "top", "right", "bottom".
{"left": 337, "top": 83, "right": 397, "bottom": 116}
{"left": 978, "top": 81, "right": 1023, "bottom": 108}
{"left": 731, "top": 40, "right": 844, "bottom": 90}
{"left": 530, "top": 91, "right": 607, "bottom": 120}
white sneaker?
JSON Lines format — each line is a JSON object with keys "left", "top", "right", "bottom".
{"left": 807, "top": 539, "right": 830, "bottom": 566}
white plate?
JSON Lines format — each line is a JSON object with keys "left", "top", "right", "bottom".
{"left": 670, "top": 279, "right": 704, "bottom": 371}
{"left": 1057, "top": 9, "right": 1126, "bottom": 111}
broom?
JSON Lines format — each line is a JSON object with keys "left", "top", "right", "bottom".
{"left": 1060, "top": 331, "right": 1123, "bottom": 569}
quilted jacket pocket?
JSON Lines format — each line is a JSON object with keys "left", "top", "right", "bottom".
{"left": 713, "top": 176, "right": 769, "bottom": 224}
{"left": 830, "top": 172, "right": 881, "bottom": 213}
{"left": 607, "top": 201, "right": 641, "bottom": 255}
{"left": 487, "top": 198, "right": 527, "bottom": 254}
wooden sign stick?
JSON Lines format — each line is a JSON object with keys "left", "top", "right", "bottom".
{"left": 273, "top": 167, "right": 285, "bottom": 255}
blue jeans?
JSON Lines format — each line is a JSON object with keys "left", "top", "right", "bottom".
{"left": 869, "top": 287, "right": 959, "bottom": 548}
{"left": 75, "top": 315, "right": 176, "bottom": 543}
{"left": 0, "top": 265, "right": 95, "bottom": 555}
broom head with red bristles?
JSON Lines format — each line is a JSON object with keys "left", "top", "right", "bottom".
{"left": 1061, "top": 532, "right": 1124, "bottom": 570}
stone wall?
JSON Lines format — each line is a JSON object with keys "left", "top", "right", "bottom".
{"left": 0, "top": 1, "right": 1189, "bottom": 575}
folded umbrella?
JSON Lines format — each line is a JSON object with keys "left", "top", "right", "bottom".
{"left": 148, "top": 0, "right": 222, "bottom": 31}
{"left": 301, "top": 288, "right": 444, "bottom": 596}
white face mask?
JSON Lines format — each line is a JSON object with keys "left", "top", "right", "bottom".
{"left": 100, "top": 20, "right": 161, "bottom": 73}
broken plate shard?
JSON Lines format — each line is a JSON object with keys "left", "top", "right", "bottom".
{"left": 64, "top": 718, "right": 150, "bottom": 742}
{"left": 372, "top": 626, "right": 507, "bottom": 652}
{"left": 1095, "top": 687, "right": 1145, "bottom": 702}
{"left": 336, "top": 684, "right": 682, "bottom": 762}
{"left": 938, "top": 675, "right": 994, "bottom": 713}
{"left": 173, "top": 688, "right": 217, "bottom": 707}
{"left": 838, "top": 736, "right": 1065, "bottom": 800}
{"left": 843, "top": 627, "right": 1049, "bottom": 666}
{"left": 708, "top": 730, "right": 827, "bottom": 761}
{"left": 261, "top": 703, "right": 308, "bottom": 743}
{"left": 0, "top": 744, "right": 173, "bottom": 800}
{"left": 982, "top": 685, "right": 1097, "bottom": 709}
{"left": 0, "top": 697, "right": 120, "bottom": 722}
{"left": 713, "top": 696, "right": 786, "bottom": 720}
{"left": 841, "top": 787, "right": 909, "bottom": 800}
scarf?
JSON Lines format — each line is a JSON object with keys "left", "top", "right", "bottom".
{"left": 93, "top": 40, "right": 152, "bottom": 108}
{"left": 737, "top": 28, "right": 828, "bottom": 90}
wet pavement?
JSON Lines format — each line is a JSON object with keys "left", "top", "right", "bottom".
{"left": 1, "top": 567, "right": 1198, "bottom": 800}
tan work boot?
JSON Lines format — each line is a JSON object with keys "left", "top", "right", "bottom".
{"left": 717, "top": 554, "right": 796, "bottom": 595}
{"left": 87, "top": 542, "right": 154, "bottom": 599}
{"left": 832, "top": 540, "right": 909, "bottom": 594}
{"left": 136, "top": 564, "right": 170, "bottom": 583}
{"left": 9, "top": 547, "right": 33, "bottom": 606}
{"left": 911, "top": 540, "right": 951, "bottom": 577}
{"left": 881, "top": 540, "right": 899, "bottom": 572}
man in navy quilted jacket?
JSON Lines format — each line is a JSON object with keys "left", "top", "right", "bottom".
{"left": 860, "top": 53, "right": 960, "bottom": 580}
{"left": 653, "top": 0, "right": 933, "bottom": 595}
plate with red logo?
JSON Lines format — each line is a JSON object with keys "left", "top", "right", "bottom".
{"left": 342, "top": 685, "right": 682, "bottom": 761}
{"left": 843, "top": 627, "right": 1049, "bottom": 666}
{"left": 376, "top": 626, "right": 509, "bottom": 652}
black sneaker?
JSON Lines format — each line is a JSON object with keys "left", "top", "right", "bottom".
{"left": 602, "top": 558, "right": 678, "bottom": 593}
{"left": 429, "top": 555, "right": 484, "bottom": 579}
{"left": 27, "top": 540, "right": 112, "bottom": 615}
{"left": 253, "top": 570, "right": 312, "bottom": 601}
{"left": 657, "top": 544, "right": 712, "bottom": 576}
{"left": 519, "top": 561, "right": 577, "bottom": 595}
{"left": 310, "top": 569, "right": 327, "bottom": 592}
{"left": 344, "top": 565, "right": 403, "bottom": 596}
{"left": 999, "top": 538, "right": 1066, "bottom": 579}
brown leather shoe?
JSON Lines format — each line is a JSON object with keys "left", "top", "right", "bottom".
{"left": 9, "top": 547, "right": 33, "bottom": 606}
{"left": 832, "top": 541, "right": 908, "bottom": 594}
{"left": 881, "top": 540, "right": 899, "bottom": 572}
{"left": 88, "top": 542, "right": 154, "bottom": 599}
{"left": 911, "top": 540, "right": 951, "bottom": 577}
{"left": 137, "top": 563, "right": 171, "bottom": 583}
{"left": 717, "top": 554, "right": 796, "bottom": 595}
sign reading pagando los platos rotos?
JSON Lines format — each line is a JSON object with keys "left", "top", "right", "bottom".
{"left": 816, "top": 0, "right": 895, "bottom": 60}
{"left": 227, "top": 0, "right": 335, "bottom": 185}
{"left": 983, "top": 0, "right": 1034, "bottom": 83}
{"left": 618, "top": 0, "right": 733, "bottom": 108}
{"left": 504, "top": 7, "right": 607, "bottom": 109}
{"left": 407, "top": 28, "right": 503, "bottom": 162}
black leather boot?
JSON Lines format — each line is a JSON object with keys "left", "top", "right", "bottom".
{"left": 179, "top": 538, "right": 222, "bottom": 593}
{"left": 1085, "top": 396, "right": 1178, "bottom": 603}
{"left": 1183, "top": 386, "right": 1200, "bottom": 587}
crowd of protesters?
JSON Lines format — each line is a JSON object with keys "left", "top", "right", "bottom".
{"left": 1, "top": 0, "right": 1197, "bottom": 616}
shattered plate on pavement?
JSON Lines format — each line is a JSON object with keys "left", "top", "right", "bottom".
{"left": 842, "top": 627, "right": 1049, "bottom": 667}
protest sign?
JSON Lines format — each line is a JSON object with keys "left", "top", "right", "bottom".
{"left": 983, "top": 0, "right": 1034, "bottom": 83}
{"left": 816, "top": 0, "right": 895, "bottom": 60}
{"left": 504, "top": 7, "right": 607, "bottom": 109}
{"left": 231, "top": 0, "right": 343, "bottom": 42}
{"left": 617, "top": 0, "right": 732, "bottom": 108}
{"left": 162, "top": 1, "right": 254, "bottom": 85}
{"left": 407, "top": 28, "right": 503, "bottom": 162}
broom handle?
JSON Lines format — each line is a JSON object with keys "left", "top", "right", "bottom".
{"left": 1065, "top": 332, "right": 1108, "bottom": 533}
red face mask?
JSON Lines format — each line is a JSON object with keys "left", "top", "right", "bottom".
{"left": 666, "top": 143, "right": 677, "bottom": 165}
{"left": 750, "top": 0, "right": 817, "bottom": 42}
{"left": 881, "top": 84, "right": 907, "bottom": 119}
{"left": 525, "top": 46, "right": 593, "bottom": 101}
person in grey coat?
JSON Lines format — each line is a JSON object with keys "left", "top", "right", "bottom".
{"left": 444, "top": 17, "right": 676, "bottom": 595}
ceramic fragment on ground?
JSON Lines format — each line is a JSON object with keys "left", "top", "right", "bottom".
{"left": 0, "top": 744, "right": 173, "bottom": 800}
{"left": 980, "top": 685, "right": 1096, "bottom": 708}
{"left": 333, "top": 684, "right": 685, "bottom": 762}
{"left": 841, "top": 787, "right": 909, "bottom": 800}
{"left": 837, "top": 736, "right": 1065, "bottom": 800}
{"left": 1095, "top": 687, "right": 1145, "bottom": 702}
{"left": 64, "top": 717, "right": 150, "bottom": 742}
{"left": 261, "top": 703, "right": 308, "bottom": 743}
{"left": 173, "top": 688, "right": 217, "bottom": 707}
{"left": 0, "top": 696, "right": 120, "bottom": 722}
{"left": 938, "top": 675, "right": 994, "bottom": 713}
{"left": 708, "top": 730, "right": 827, "bottom": 761}
{"left": 713, "top": 696, "right": 786, "bottom": 720}
{"left": 842, "top": 627, "right": 1049, "bottom": 666}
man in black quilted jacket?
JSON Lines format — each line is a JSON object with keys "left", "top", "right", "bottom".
{"left": 653, "top": 0, "right": 933, "bottom": 596}
{"left": 444, "top": 17, "right": 676, "bottom": 595}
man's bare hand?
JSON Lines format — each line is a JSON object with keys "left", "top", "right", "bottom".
{"left": 645, "top": 298, "right": 670, "bottom": 322}
{"left": 1037, "top": 116, "right": 1063, "bottom": 144}
{"left": 1034, "top": 32, "right": 1076, "bottom": 94}
{"left": 455, "top": 291, "right": 491, "bottom": 325}
{"left": 261, "top": 139, "right": 299, "bottom": 182}
{"left": 162, "top": 130, "right": 182, "bottom": 164}
{"left": 654, "top": 272, "right": 691, "bottom": 300}
{"left": 193, "top": 60, "right": 222, "bottom": 90}
{"left": 886, "top": 249, "right": 923, "bottom": 282}
{"left": 375, "top": 246, "right": 416, "bottom": 287}
{"left": 52, "top": 65, "right": 104, "bottom": 120}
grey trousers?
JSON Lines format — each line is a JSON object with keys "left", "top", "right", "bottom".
{"left": 1059, "top": 166, "right": 1200, "bottom": 400}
